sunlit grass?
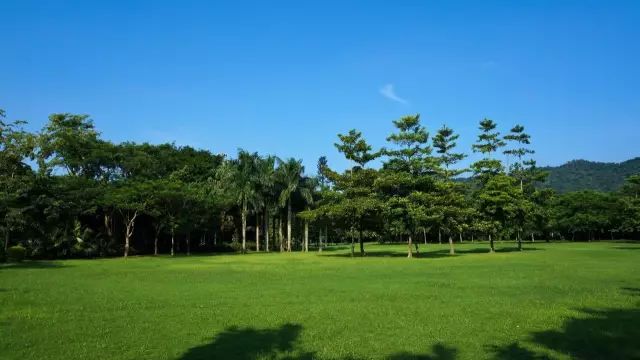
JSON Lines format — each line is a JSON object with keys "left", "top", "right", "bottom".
{"left": 1, "top": 242, "right": 639, "bottom": 359}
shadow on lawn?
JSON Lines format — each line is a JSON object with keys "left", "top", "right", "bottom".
{"left": 178, "top": 323, "right": 458, "bottom": 360}
{"left": 489, "top": 290, "right": 640, "bottom": 359}
{"left": 0, "top": 261, "right": 67, "bottom": 270}
{"left": 323, "top": 246, "right": 543, "bottom": 259}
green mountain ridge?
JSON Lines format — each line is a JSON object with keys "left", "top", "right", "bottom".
{"left": 540, "top": 157, "right": 640, "bottom": 193}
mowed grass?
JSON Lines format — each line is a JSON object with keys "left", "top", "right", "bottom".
{"left": 1, "top": 242, "right": 639, "bottom": 360}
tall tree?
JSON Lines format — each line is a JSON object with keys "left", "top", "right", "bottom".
{"left": 503, "top": 125, "right": 534, "bottom": 191}
{"left": 380, "top": 114, "right": 437, "bottom": 257}
{"left": 432, "top": 125, "right": 469, "bottom": 255}
{"left": 276, "top": 158, "right": 305, "bottom": 252}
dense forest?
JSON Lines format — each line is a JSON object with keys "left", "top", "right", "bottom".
{"left": 540, "top": 158, "right": 640, "bottom": 193}
{"left": 1, "top": 109, "right": 639, "bottom": 260}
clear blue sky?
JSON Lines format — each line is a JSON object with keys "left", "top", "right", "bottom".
{"left": 1, "top": 0, "right": 639, "bottom": 173}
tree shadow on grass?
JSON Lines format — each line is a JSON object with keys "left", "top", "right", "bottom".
{"left": 178, "top": 323, "right": 458, "bottom": 360}
{"left": 613, "top": 246, "right": 640, "bottom": 250}
{"left": 323, "top": 246, "right": 543, "bottom": 259}
{"left": 386, "top": 343, "right": 458, "bottom": 360}
{"left": 487, "top": 342, "right": 546, "bottom": 360}
{"left": 489, "top": 294, "right": 640, "bottom": 359}
{"left": 0, "top": 261, "right": 67, "bottom": 270}
{"left": 177, "top": 323, "right": 315, "bottom": 360}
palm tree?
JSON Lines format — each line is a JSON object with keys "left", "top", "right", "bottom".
{"left": 298, "top": 176, "right": 317, "bottom": 252}
{"left": 252, "top": 155, "right": 276, "bottom": 252}
{"left": 276, "top": 158, "right": 305, "bottom": 252}
{"left": 223, "top": 150, "right": 260, "bottom": 253}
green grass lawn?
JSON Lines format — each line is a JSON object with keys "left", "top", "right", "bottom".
{"left": 1, "top": 242, "right": 639, "bottom": 360}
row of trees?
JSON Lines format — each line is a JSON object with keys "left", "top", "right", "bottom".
{"left": 1, "top": 109, "right": 639, "bottom": 259}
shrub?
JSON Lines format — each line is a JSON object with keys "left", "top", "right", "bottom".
{"left": 7, "top": 245, "right": 26, "bottom": 262}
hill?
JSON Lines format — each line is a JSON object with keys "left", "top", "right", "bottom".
{"left": 541, "top": 157, "right": 640, "bottom": 193}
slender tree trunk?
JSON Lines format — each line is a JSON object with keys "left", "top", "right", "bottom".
{"left": 459, "top": 233, "right": 463, "bottom": 243}
{"left": 278, "top": 217, "right": 284, "bottom": 253}
{"left": 359, "top": 227, "right": 365, "bottom": 256}
{"left": 448, "top": 235, "right": 455, "bottom": 255}
{"left": 423, "top": 228, "right": 427, "bottom": 245}
{"left": 171, "top": 230, "right": 175, "bottom": 256}
{"left": 350, "top": 233, "right": 355, "bottom": 257}
{"left": 264, "top": 210, "right": 269, "bottom": 252}
{"left": 489, "top": 234, "right": 495, "bottom": 253}
{"left": 256, "top": 213, "right": 260, "bottom": 252}
{"left": 407, "top": 234, "right": 413, "bottom": 258}
{"left": 304, "top": 220, "right": 309, "bottom": 252}
{"left": 287, "top": 200, "right": 292, "bottom": 252}
{"left": 186, "top": 232, "right": 191, "bottom": 255}
{"left": 123, "top": 211, "right": 138, "bottom": 258}
{"left": 241, "top": 201, "right": 247, "bottom": 253}
{"left": 213, "top": 231, "right": 217, "bottom": 246}
{"left": 438, "top": 228, "right": 442, "bottom": 244}
{"left": 471, "top": 234, "right": 475, "bottom": 242}
{"left": 517, "top": 230, "right": 522, "bottom": 251}
{"left": 154, "top": 228, "right": 160, "bottom": 256}
{"left": 318, "top": 225, "right": 322, "bottom": 252}
{"left": 4, "top": 230, "right": 9, "bottom": 253}
{"left": 531, "top": 233, "right": 535, "bottom": 242}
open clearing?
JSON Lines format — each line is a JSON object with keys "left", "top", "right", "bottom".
{"left": 1, "top": 242, "right": 639, "bottom": 359}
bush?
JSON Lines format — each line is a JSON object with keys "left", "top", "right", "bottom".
{"left": 7, "top": 245, "right": 26, "bottom": 262}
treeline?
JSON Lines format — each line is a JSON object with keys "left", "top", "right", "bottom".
{"left": 1, "top": 110, "right": 639, "bottom": 260}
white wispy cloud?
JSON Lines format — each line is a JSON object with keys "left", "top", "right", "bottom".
{"left": 379, "top": 84, "right": 408, "bottom": 104}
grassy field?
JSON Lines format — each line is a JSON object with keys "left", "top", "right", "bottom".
{"left": 1, "top": 242, "right": 639, "bottom": 360}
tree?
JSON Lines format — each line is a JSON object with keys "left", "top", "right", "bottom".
{"left": 432, "top": 125, "right": 468, "bottom": 255}
{"left": 332, "top": 129, "right": 382, "bottom": 256}
{"left": 503, "top": 125, "right": 534, "bottom": 191}
{"left": 276, "top": 158, "right": 305, "bottom": 252}
{"left": 106, "top": 180, "right": 151, "bottom": 257}
{"left": 0, "top": 110, "right": 36, "bottom": 253}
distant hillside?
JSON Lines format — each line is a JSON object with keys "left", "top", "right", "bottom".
{"left": 541, "top": 157, "right": 640, "bottom": 193}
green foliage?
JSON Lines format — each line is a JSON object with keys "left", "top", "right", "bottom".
{"left": 7, "top": 245, "right": 26, "bottom": 262}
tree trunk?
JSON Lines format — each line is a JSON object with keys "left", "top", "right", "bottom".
{"left": 471, "top": 234, "right": 475, "bottom": 242}
{"left": 287, "top": 200, "right": 292, "bottom": 252}
{"left": 278, "top": 217, "right": 284, "bottom": 253}
{"left": 186, "top": 232, "right": 191, "bottom": 255}
{"left": 531, "top": 233, "right": 535, "bottom": 242}
{"left": 154, "top": 229, "right": 160, "bottom": 256}
{"left": 407, "top": 234, "right": 413, "bottom": 258}
{"left": 214, "top": 231, "right": 217, "bottom": 246}
{"left": 256, "top": 212, "right": 260, "bottom": 252}
{"left": 350, "top": 233, "right": 355, "bottom": 257}
{"left": 359, "top": 227, "right": 365, "bottom": 256}
{"left": 241, "top": 201, "right": 247, "bottom": 253}
{"left": 4, "top": 230, "right": 9, "bottom": 253}
{"left": 489, "top": 234, "right": 495, "bottom": 253}
{"left": 438, "top": 228, "right": 442, "bottom": 244}
{"left": 459, "top": 233, "right": 463, "bottom": 243}
{"left": 517, "top": 230, "right": 522, "bottom": 251}
{"left": 171, "top": 230, "right": 175, "bottom": 256}
{"left": 304, "top": 220, "right": 309, "bottom": 252}
{"left": 318, "top": 226, "right": 322, "bottom": 253}
{"left": 123, "top": 211, "right": 138, "bottom": 258}
{"left": 448, "top": 235, "right": 455, "bottom": 255}
{"left": 423, "top": 228, "right": 427, "bottom": 245}
{"left": 264, "top": 210, "right": 269, "bottom": 252}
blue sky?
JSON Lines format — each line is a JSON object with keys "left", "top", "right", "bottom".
{"left": 1, "top": 0, "right": 639, "bottom": 173}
